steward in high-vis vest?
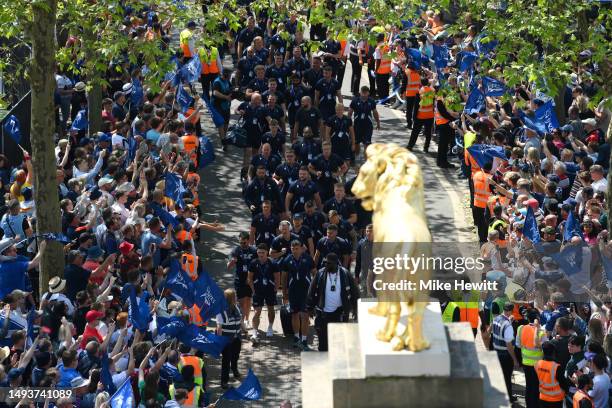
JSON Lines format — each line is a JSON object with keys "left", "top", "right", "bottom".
{"left": 572, "top": 374, "right": 593, "bottom": 408}
{"left": 516, "top": 309, "right": 546, "bottom": 408}
{"left": 170, "top": 354, "right": 206, "bottom": 408}
{"left": 472, "top": 161, "right": 493, "bottom": 244}
{"left": 374, "top": 33, "right": 391, "bottom": 99}
{"left": 536, "top": 342, "right": 569, "bottom": 406}
{"left": 181, "top": 122, "right": 200, "bottom": 166}
{"left": 407, "top": 78, "right": 435, "bottom": 153}
{"left": 180, "top": 21, "right": 197, "bottom": 60}
{"left": 490, "top": 302, "right": 519, "bottom": 403}
{"left": 404, "top": 66, "right": 421, "bottom": 129}
{"left": 450, "top": 286, "right": 480, "bottom": 336}
{"left": 434, "top": 93, "right": 459, "bottom": 168}
{"left": 199, "top": 46, "right": 222, "bottom": 99}
{"left": 441, "top": 300, "right": 460, "bottom": 323}
{"left": 180, "top": 240, "right": 201, "bottom": 281}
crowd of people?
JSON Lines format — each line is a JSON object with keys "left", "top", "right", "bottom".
{"left": 0, "top": 0, "right": 610, "bottom": 407}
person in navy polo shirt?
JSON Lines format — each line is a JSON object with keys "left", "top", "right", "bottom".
{"left": 285, "top": 166, "right": 322, "bottom": 217}
{"left": 292, "top": 126, "right": 321, "bottom": 165}
{"left": 274, "top": 149, "right": 300, "bottom": 201}
{"left": 308, "top": 141, "right": 347, "bottom": 201}
{"left": 323, "top": 183, "right": 357, "bottom": 225}
{"left": 291, "top": 213, "right": 315, "bottom": 255}
{"left": 247, "top": 244, "right": 280, "bottom": 342}
{"left": 314, "top": 224, "right": 351, "bottom": 268}
{"left": 348, "top": 86, "right": 381, "bottom": 158}
{"left": 303, "top": 200, "right": 326, "bottom": 243}
{"left": 250, "top": 201, "right": 280, "bottom": 247}
{"left": 243, "top": 165, "right": 283, "bottom": 214}
{"left": 228, "top": 232, "right": 258, "bottom": 328}
{"left": 325, "top": 103, "right": 355, "bottom": 165}
{"left": 250, "top": 143, "right": 282, "bottom": 179}
{"left": 281, "top": 240, "right": 316, "bottom": 350}
{"left": 314, "top": 65, "right": 342, "bottom": 121}
{"left": 270, "top": 221, "right": 300, "bottom": 263}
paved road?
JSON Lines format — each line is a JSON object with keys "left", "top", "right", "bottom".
{"left": 193, "top": 61, "right": 479, "bottom": 407}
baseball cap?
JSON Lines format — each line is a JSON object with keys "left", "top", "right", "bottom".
{"left": 122, "top": 83, "right": 133, "bottom": 95}
{"left": 98, "top": 133, "right": 111, "bottom": 143}
{"left": 581, "top": 118, "right": 596, "bottom": 127}
{"left": 85, "top": 310, "right": 104, "bottom": 323}
{"left": 560, "top": 124, "right": 573, "bottom": 133}
{"left": 98, "top": 176, "right": 114, "bottom": 188}
{"left": 542, "top": 226, "right": 556, "bottom": 235}
{"left": 523, "top": 198, "right": 539, "bottom": 210}
{"left": 87, "top": 246, "right": 103, "bottom": 260}
{"left": 116, "top": 182, "right": 135, "bottom": 193}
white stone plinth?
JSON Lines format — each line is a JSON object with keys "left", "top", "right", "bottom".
{"left": 357, "top": 300, "right": 450, "bottom": 377}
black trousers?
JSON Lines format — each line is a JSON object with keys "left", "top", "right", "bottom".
{"left": 349, "top": 55, "right": 361, "bottom": 95}
{"left": 405, "top": 95, "right": 419, "bottom": 128}
{"left": 316, "top": 308, "right": 344, "bottom": 351}
{"left": 436, "top": 122, "right": 453, "bottom": 165}
{"left": 497, "top": 351, "right": 514, "bottom": 401}
{"left": 523, "top": 365, "right": 539, "bottom": 408}
{"left": 337, "top": 61, "right": 346, "bottom": 88}
{"left": 472, "top": 206, "right": 489, "bottom": 243}
{"left": 538, "top": 400, "right": 563, "bottom": 408}
{"left": 407, "top": 118, "right": 433, "bottom": 151}
{"left": 221, "top": 336, "right": 241, "bottom": 384}
{"left": 376, "top": 73, "right": 390, "bottom": 100}
{"left": 200, "top": 73, "right": 217, "bottom": 99}
{"left": 367, "top": 59, "right": 376, "bottom": 95}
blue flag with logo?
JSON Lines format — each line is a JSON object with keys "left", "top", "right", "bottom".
{"left": 180, "top": 57, "right": 202, "bottom": 84}
{"left": 534, "top": 100, "right": 560, "bottom": 133}
{"left": 464, "top": 88, "right": 485, "bottom": 114}
{"left": 2, "top": 115, "right": 21, "bottom": 144}
{"left": 459, "top": 51, "right": 478, "bottom": 72}
{"left": 405, "top": 48, "right": 424, "bottom": 70}
{"left": 176, "top": 85, "right": 194, "bottom": 114}
{"left": 128, "top": 287, "right": 151, "bottom": 331}
{"left": 131, "top": 77, "right": 144, "bottom": 108}
{"left": 519, "top": 110, "right": 545, "bottom": 136}
{"left": 71, "top": 109, "right": 89, "bottom": 131}
{"left": 110, "top": 378, "right": 134, "bottom": 408}
{"left": 550, "top": 244, "right": 583, "bottom": 277}
{"left": 202, "top": 95, "right": 225, "bottom": 127}
{"left": 432, "top": 44, "right": 449, "bottom": 69}
{"left": 482, "top": 77, "right": 507, "bottom": 97}
{"left": 475, "top": 34, "right": 498, "bottom": 57}
{"left": 222, "top": 369, "right": 263, "bottom": 401}
{"left": 166, "top": 258, "right": 195, "bottom": 306}
{"left": 194, "top": 269, "right": 227, "bottom": 323}
{"left": 41, "top": 232, "right": 74, "bottom": 244}
{"left": 101, "top": 351, "right": 117, "bottom": 395}
{"left": 563, "top": 211, "right": 583, "bottom": 241}
{"left": 179, "top": 325, "right": 230, "bottom": 358}
{"left": 466, "top": 144, "right": 507, "bottom": 168}
{"left": 524, "top": 206, "right": 541, "bottom": 244}
{"left": 199, "top": 135, "right": 215, "bottom": 168}
{"left": 164, "top": 172, "right": 187, "bottom": 209}
{"left": 157, "top": 315, "right": 188, "bottom": 338}
{"left": 150, "top": 202, "right": 180, "bottom": 228}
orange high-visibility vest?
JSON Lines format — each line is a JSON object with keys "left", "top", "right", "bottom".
{"left": 459, "top": 304, "right": 479, "bottom": 329}
{"left": 199, "top": 47, "right": 220, "bottom": 75}
{"left": 472, "top": 170, "right": 491, "bottom": 209}
{"left": 465, "top": 151, "right": 481, "bottom": 177}
{"left": 405, "top": 69, "right": 420, "bottom": 97}
{"left": 180, "top": 29, "right": 194, "bottom": 58}
{"left": 536, "top": 360, "right": 565, "bottom": 402}
{"left": 186, "top": 172, "right": 201, "bottom": 207}
{"left": 516, "top": 323, "right": 544, "bottom": 366}
{"left": 573, "top": 390, "right": 593, "bottom": 408}
{"left": 188, "top": 304, "right": 207, "bottom": 327}
{"left": 434, "top": 101, "right": 450, "bottom": 125}
{"left": 181, "top": 252, "right": 199, "bottom": 280}
{"left": 375, "top": 45, "right": 391, "bottom": 74}
{"left": 181, "top": 134, "right": 199, "bottom": 165}
{"left": 176, "top": 230, "right": 193, "bottom": 245}
{"left": 416, "top": 86, "right": 434, "bottom": 119}
{"left": 179, "top": 355, "right": 204, "bottom": 383}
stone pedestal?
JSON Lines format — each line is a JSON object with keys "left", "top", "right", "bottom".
{"left": 302, "top": 300, "right": 508, "bottom": 407}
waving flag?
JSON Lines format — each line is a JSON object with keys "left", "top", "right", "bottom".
{"left": 110, "top": 378, "right": 134, "bottom": 408}
{"left": 563, "top": 211, "right": 583, "bottom": 241}
{"left": 71, "top": 109, "right": 89, "bottom": 131}
{"left": 201, "top": 95, "right": 225, "bottom": 127}
{"left": 150, "top": 202, "right": 179, "bottom": 228}
{"left": 464, "top": 88, "right": 485, "bottom": 114}
{"left": 180, "top": 56, "right": 202, "bottom": 84}
{"left": 179, "top": 325, "right": 229, "bottom": 358}
{"left": 519, "top": 110, "right": 545, "bottom": 136}
{"left": 523, "top": 207, "right": 541, "bottom": 244}
{"left": 405, "top": 48, "right": 424, "bottom": 70}
{"left": 194, "top": 269, "right": 227, "bottom": 323}
{"left": 131, "top": 77, "right": 144, "bottom": 108}
{"left": 467, "top": 144, "right": 507, "bottom": 168}
{"left": 166, "top": 258, "right": 195, "bottom": 306}
{"left": 222, "top": 369, "right": 263, "bottom": 401}
{"left": 101, "top": 351, "right": 117, "bottom": 395}
{"left": 534, "top": 100, "right": 560, "bottom": 133}
{"left": 2, "top": 115, "right": 21, "bottom": 144}
{"left": 550, "top": 244, "right": 583, "bottom": 277}
{"left": 157, "top": 315, "right": 189, "bottom": 337}
{"left": 432, "top": 44, "right": 449, "bottom": 69}
{"left": 128, "top": 287, "right": 151, "bottom": 331}
{"left": 459, "top": 51, "right": 478, "bottom": 73}
{"left": 164, "top": 172, "right": 187, "bottom": 209}
{"left": 475, "top": 34, "right": 498, "bottom": 57}
{"left": 176, "top": 85, "right": 194, "bottom": 114}
{"left": 41, "top": 232, "right": 74, "bottom": 244}
{"left": 482, "top": 77, "right": 507, "bottom": 97}
{"left": 199, "top": 135, "right": 215, "bottom": 168}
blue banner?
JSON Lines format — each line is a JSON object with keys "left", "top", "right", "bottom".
{"left": 464, "top": 88, "right": 485, "bottom": 114}
{"left": 179, "top": 325, "right": 229, "bottom": 358}
{"left": 466, "top": 144, "right": 507, "bottom": 168}
{"left": 131, "top": 77, "right": 144, "bottom": 108}
{"left": 199, "top": 135, "right": 215, "bottom": 168}
{"left": 194, "top": 269, "right": 227, "bottom": 323}
{"left": 524, "top": 207, "right": 541, "bottom": 244}
{"left": 128, "top": 287, "right": 151, "bottom": 331}
{"left": 110, "top": 378, "right": 134, "bottom": 408}
{"left": 550, "top": 244, "right": 583, "bottom": 277}
{"left": 164, "top": 172, "right": 187, "bottom": 209}
{"left": 222, "top": 369, "right": 263, "bottom": 401}
{"left": 71, "top": 109, "right": 89, "bottom": 131}
{"left": 180, "top": 57, "right": 202, "bottom": 84}
{"left": 432, "top": 44, "right": 449, "bottom": 69}
{"left": 482, "top": 77, "right": 507, "bottom": 97}
{"left": 405, "top": 48, "right": 424, "bottom": 70}
{"left": 201, "top": 95, "right": 225, "bottom": 127}
{"left": 157, "top": 316, "right": 188, "bottom": 337}
{"left": 2, "top": 115, "right": 21, "bottom": 144}
{"left": 475, "top": 34, "right": 498, "bottom": 57}
{"left": 534, "top": 100, "right": 560, "bottom": 133}
{"left": 176, "top": 85, "right": 194, "bottom": 114}
{"left": 166, "top": 258, "right": 196, "bottom": 306}
{"left": 459, "top": 51, "right": 478, "bottom": 73}
{"left": 150, "top": 202, "right": 180, "bottom": 228}
{"left": 563, "top": 211, "right": 583, "bottom": 241}
{"left": 101, "top": 351, "right": 117, "bottom": 395}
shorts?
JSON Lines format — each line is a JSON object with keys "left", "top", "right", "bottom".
{"left": 354, "top": 121, "right": 373, "bottom": 144}
{"left": 247, "top": 130, "right": 262, "bottom": 149}
{"left": 288, "top": 287, "right": 308, "bottom": 313}
{"left": 215, "top": 107, "right": 230, "bottom": 126}
{"left": 252, "top": 288, "right": 277, "bottom": 308}
{"left": 235, "top": 284, "right": 253, "bottom": 299}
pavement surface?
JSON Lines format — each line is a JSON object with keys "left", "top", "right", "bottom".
{"left": 191, "top": 59, "right": 491, "bottom": 407}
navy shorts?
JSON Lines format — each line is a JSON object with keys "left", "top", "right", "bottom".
{"left": 288, "top": 286, "right": 309, "bottom": 313}
{"left": 235, "top": 284, "right": 252, "bottom": 299}
{"left": 247, "top": 130, "right": 262, "bottom": 149}
{"left": 354, "top": 121, "right": 373, "bottom": 144}
{"left": 253, "top": 288, "right": 277, "bottom": 307}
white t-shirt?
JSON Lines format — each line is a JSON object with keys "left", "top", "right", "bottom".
{"left": 323, "top": 272, "right": 342, "bottom": 312}
{"left": 592, "top": 177, "right": 608, "bottom": 194}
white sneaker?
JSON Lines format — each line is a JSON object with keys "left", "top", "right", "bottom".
{"left": 250, "top": 332, "right": 258, "bottom": 343}
{"left": 266, "top": 326, "right": 274, "bottom": 337}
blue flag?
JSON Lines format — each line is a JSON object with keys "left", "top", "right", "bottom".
{"left": 176, "top": 85, "right": 194, "bottom": 114}
{"left": 475, "top": 34, "right": 498, "bottom": 57}
{"left": 180, "top": 57, "right": 202, "bottom": 84}
{"left": 101, "top": 352, "right": 117, "bottom": 395}
{"left": 482, "top": 77, "right": 507, "bottom": 97}
{"left": 178, "top": 325, "right": 230, "bottom": 358}
{"left": 524, "top": 207, "right": 541, "bottom": 244}
{"left": 201, "top": 95, "right": 225, "bottom": 127}
{"left": 222, "top": 369, "right": 263, "bottom": 401}
{"left": 563, "top": 211, "right": 583, "bottom": 241}
{"left": 71, "top": 109, "right": 89, "bottom": 131}
{"left": 550, "top": 244, "right": 583, "bottom": 277}
{"left": 534, "top": 100, "right": 560, "bottom": 133}
{"left": 466, "top": 144, "right": 507, "bottom": 168}
{"left": 110, "top": 378, "right": 134, "bottom": 408}
{"left": 519, "top": 110, "right": 545, "bottom": 136}
{"left": 194, "top": 269, "right": 227, "bottom": 323}
{"left": 128, "top": 287, "right": 151, "bottom": 331}
{"left": 199, "top": 135, "right": 215, "bottom": 168}
{"left": 150, "top": 202, "right": 179, "bottom": 228}
{"left": 165, "top": 258, "right": 195, "bottom": 306}
{"left": 164, "top": 172, "right": 187, "bottom": 209}
{"left": 405, "top": 48, "right": 424, "bottom": 70}
{"left": 2, "top": 115, "right": 21, "bottom": 144}
{"left": 41, "top": 232, "right": 73, "bottom": 244}
{"left": 131, "top": 77, "right": 144, "bottom": 108}
{"left": 157, "top": 315, "right": 189, "bottom": 338}
{"left": 432, "top": 44, "right": 449, "bottom": 69}
{"left": 459, "top": 51, "right": 478, "bottom": 72}
{"left": 464, "top": 88, "right": 485, "bottom": 114}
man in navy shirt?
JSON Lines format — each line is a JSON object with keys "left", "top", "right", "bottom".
{"left": 281, "top": 240, "right": 316, "bottom": 350}
{"left": 348, "top": 86, "right": 381, "bottom": 157}
{"left": 314, "top": 65, "right": 342, "bottom": 121}
{"left": 325, "top": 103, "right": 355, "bottom": 163}
{"left": 250, "top": 200, "right": 280, "bottom": 247}
{"left": 247, "top": 244, "right": 280, "bottom": 341}
{"left": 228, "top": 231, "right": 258, "bottom": 326}
{"left": 292, "top": 126, "right": 322, "bottom": 164}
{"left": 324, "top": 183, "right": 357, "bottom": 224}
{"left": 236, "top": 47, "right": 258, "bottom": 87}
{"left": 308, "top": 141, "right": 347, "bottom": 201}
{"left": 314, "top": 224, "right": 351, "bottom": 268}
{"left": 303, "top": 200, "right": 327, "bottom": 243}
{"left": 237, "top": 93, "right": 268, "bottom": 180}
{"left": 304, "top": 56, "right": 323, "bottom": 98}
{"left": 245, "top": 65, "right": 268, "bottom": 100}
{"left": 274, "top": 149, "right": 300, "bottom": 200}
{"left": 250, "top": 143, "right": 282, "bottom": 178}
{"left": 285, "top": 47, "right": 311, "bottom": 79}
{"left": 236, "top": 16, "right": 263, "bottom": 57}
{"left": 265, "top": 53, "right": 289, "bottom": 92}
{"left": 285, "top": 166, "right": 322, "bottom": 216}
{"left": 243, "top": 165, "right": 283, "bottom": 214}
{"left": 292, "top": 213, "right": 315, "bottom": 256}
{"left": 270, "top": 220, "right": 300, "bottom": 263}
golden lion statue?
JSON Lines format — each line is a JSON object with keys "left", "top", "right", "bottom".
{"left": 352, "top": 143, "right": 432, "bottom": 352}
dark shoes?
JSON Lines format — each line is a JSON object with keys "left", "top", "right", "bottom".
{"left": 233, "top": 371, "right": 242, "bottom": 381}
{"left": 437, "top": 162, "right": 456, "bottom": 169}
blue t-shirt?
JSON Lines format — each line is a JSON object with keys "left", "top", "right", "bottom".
{"left": 0, "top": 258, "right": 30, "bottom": 300}
{"left": 141, "top": 231, "right": 163, "bottom": 267}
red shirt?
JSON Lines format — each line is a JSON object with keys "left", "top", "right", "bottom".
{"left": 80, "top": 324, "right": 103, "bottom": 349}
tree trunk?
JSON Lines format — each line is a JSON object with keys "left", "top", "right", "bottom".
{"left": 87, "top": 83, "right": 103, "bottom": 133}
{"left": 30, "top": 0, "right": 64, "bottom": 294}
